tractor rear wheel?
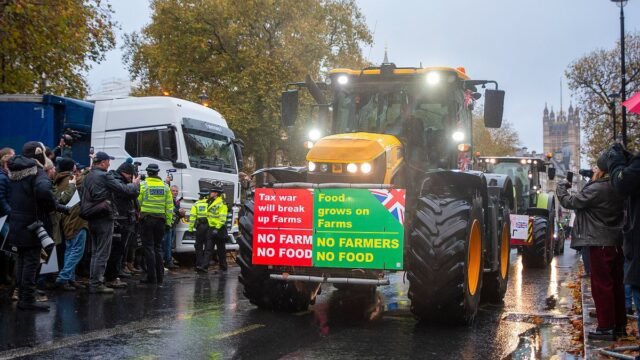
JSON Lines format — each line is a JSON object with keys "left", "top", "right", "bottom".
{"left": 407, "top": 194, "right": 484, "bottom": 325}
{"left": 237, "top": 200, "right": 311, "bottom": 312}
{"left": 482, "top": 208, "right": 511, "bottom": 302}
{"left": 522, "top": 217, "right": 551, "bottom": 269}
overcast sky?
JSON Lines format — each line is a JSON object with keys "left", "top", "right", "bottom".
{"left": 86, "top": 0, "right": 640, "bottom": 152}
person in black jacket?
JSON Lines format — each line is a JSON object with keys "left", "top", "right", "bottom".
{"left": 606, "top": 143, "right": 640, "bottom": 336}
{"left": 104, "top": 160, "right": 139, "bottom": 286}
{"left": 0, "top": 147, "right": 15, "bottom": 285}
{"left": 7, "top": 142, "right": 58, "bottom": 311}
{"left": 83, "top": 152, "right": 139, "bottom": 294}
{"left": 557, "top": 153, "right": 626, "bottom": 340}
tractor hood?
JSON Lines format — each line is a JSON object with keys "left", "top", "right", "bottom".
{"left": 306, "top": 133, "right": 401, "bottom": 163}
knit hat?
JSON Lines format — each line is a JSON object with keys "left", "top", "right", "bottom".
{"left": 597, "top": 151, "right": 609, "bottom": 173}
{"left": 117, "top": 161, "right": 136, "bottom": 175}
{"left": 22, "top": 141, "right": 47, "bottom": 167}
{"left": 56, "top": 157, "right": 75, "bottom": 173}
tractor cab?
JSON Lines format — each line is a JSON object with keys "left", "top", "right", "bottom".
{"left": 478, "top": 156, "right": 555, "bottom": 215}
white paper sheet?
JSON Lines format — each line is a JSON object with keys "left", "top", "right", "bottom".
{"left": 0, "top": 215, "right": 6, "bottom": 230}
{"left": 66, "top": 190, "right": 81, "bottom": 208}
{"left": 40, "top": 247, "right": 59, "bottom": 274}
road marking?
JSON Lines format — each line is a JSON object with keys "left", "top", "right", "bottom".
{"left": 0, "top": 306, "right": 220, "bottom": 360}
{"left": 213, "top": 324, "right": 265, "bottom": 340}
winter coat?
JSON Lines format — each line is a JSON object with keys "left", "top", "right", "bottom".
{"left": 109, "top": 170, "right": 138, "bottom": 230}
{"left": 62, "top": 172, "right": 88, "bottom": 240}
{"left": 50, "top": 171, "right": 77, "bottom": 244}
{"left": 6, "top": 155, "right": 57, "bottom": 248}
{"left": 556, "top": 177, "right": 624, "bottom": 248}
{"left": 610, "top": 153, "right": 640, "bottom": 287}
{"left": 0, "top": 168, "right": 10, "bottom": 218}
{"left": 83, "top": 167, "right": 138, "bottom": 220}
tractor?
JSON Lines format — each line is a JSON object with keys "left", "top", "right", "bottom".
{"left": 477, "top": 156, "right": 561, "bottom": 268}
{"left": 238, "top": 61, "right": 514, "bottom": 324}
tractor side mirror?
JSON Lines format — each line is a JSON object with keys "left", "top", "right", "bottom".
{"left": 547, "top": 167, "right": 556, "bottom": 180}
{"left": 281, "top": 90, "right": 299, "bottom": 127}
{"left": 483, "top": 89, "right": 505, "bottom": 128}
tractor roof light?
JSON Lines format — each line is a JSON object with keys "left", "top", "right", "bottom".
{"left": 308, "top": 161, "right": 316, "bottom": 172}
{"left": 337, "top": 75, "right": 349, "bottom": 85}
{"left": 520, "top": 159, "right": 527, "bottom": 165}
{"left": 346, "top": 163, "right": 358, "bottom": 174}
{"left": 527, "top": 159, "right": 532, "bottom": 164}
{"left": 426, "top": 72, "right": 441, "bottom": 86}
{"left": 360, "top": 162, "right": 372, "bottom": 174}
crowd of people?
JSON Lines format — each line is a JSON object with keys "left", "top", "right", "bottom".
{"left": 0, "top": 140, "right": 229, "bottom": 312}
{"left": 557, "top": 142, "right": 640, "bottom": 341}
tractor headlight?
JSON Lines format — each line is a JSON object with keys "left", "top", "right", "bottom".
{"left": 346, "top": 163, "right": 358, "bottom": 173}
{"left": 320, "top": 163, "right": 329, "bottom": 172}
{"left": 360, "top": 162, "right": 372, "bottom": 174}
{"left": 337, "top": 75, "right": 349, "bottom": 85}
{"left": 308, "top": 128, "right": 321, "bottom": 141}
{"left": 308, "top": 161, "right": 316, "bottom": 172}
{"left": 452, "top": 131, "right": 465, "bottom": 142}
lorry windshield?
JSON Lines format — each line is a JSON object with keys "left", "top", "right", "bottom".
{"left": 183, "top": 126, "right": 237, "bottom": 174}
{"left": 332, "top": 85, "right": 460, "bottom": 137}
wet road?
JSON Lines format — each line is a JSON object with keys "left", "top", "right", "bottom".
{"left": 0, "top": 242, "right": 580, "bottom": 360}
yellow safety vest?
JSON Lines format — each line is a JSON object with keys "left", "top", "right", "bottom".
{"left": 138, "top": 177, "right": 173, "bottom": 226}
{"left": 188, "top": 198, "right": 210, "bottom": 231}
{"left": 208, "top": 196, "right": 228, "bottom": 230}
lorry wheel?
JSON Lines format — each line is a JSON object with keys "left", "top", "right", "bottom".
{"left": 522, "top": 217, "right": 550, "bottom": 269}
{"left": 482, "top": 208, "right": 511, "bottom": 303}
{"left": 237, "top": 200, "right": 311, "bottom": 312}
{"left": 407, "top": 194, "right": 484, "bottom": 325}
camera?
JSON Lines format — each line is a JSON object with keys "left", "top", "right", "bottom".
{"left": 61, "top": 128, "right": 84, "bottom": 146}
{"left": 579, "top": 169, "right": 594, "bottom": 180}
{"left": 27, "top": 221, "right": 55, "bottom": 261}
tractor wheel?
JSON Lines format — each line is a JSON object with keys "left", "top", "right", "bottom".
{"left": 237, "top": 200, "right": 311, "bottom": 312}
{"left": 482, "top": 208, "right": 511, "bottom": 303}
{"left": 407, "top": 194, "right": 484, "bottom": 325}
{"left": 522, "top": 217, "right": 551, "bottom": 269}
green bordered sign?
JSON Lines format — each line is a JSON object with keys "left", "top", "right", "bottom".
{"left": 252, "top": 188, "right": 405, "bottom": 270}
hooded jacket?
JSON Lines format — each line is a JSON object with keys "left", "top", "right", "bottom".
{"left": 6, "top": 155, "right": 57, "bottom": 248}
{"left": 610, "top": 153, "right": 640, "bottom": 286}
{"left": 109, "top": 170, "right": 138, "bottom": 227}
{"left": 50, "top": 171, "right": 76, "bottom": 244}
{"left": 556, "top": 177, "right": 624, "bottom": 248}
{"left": 0, "top": 168, "right": 10, "bottom": 218}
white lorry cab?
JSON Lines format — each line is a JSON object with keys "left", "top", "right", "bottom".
{"left": 91, "top": 96, "right": 243, "bottom": 253}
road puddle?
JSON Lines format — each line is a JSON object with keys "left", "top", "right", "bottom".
{"left": 503, "top": 320, "right": 580, "bottom": 359}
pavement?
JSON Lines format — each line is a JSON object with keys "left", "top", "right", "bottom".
{"left": 582, "top": 269, "right": 640, "bottom": 359}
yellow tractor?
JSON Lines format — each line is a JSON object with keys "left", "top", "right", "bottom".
{"left": 238, "top": 61, "right": 514, "bottom": 324}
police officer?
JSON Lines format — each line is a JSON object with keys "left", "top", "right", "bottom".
{"left": 138, "top": 164, "right": 173, "bottom": 285}
{"left": 189, "top": 189, "right": 214, "bottom": 273}
{"left": 208, "top": 185, "right": 229, "bottom": 272}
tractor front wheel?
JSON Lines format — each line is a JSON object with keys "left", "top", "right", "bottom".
{"left": 482, "top": 208, "right": 511, "bottom": 302}
{"left": 522, "top": 217, "right": 551, "bottom": 269}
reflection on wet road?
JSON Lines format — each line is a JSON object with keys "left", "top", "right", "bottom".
{"left": 0, "top": 242, "right": 579, "bottom": 359}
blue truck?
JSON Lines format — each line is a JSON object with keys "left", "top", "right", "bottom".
{"left": 0, "top": 94, "right": 94, "bottom": 166}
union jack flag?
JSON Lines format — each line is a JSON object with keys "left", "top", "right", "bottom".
{"left": 369, "top": 189, "right": 406, "bottom": 225}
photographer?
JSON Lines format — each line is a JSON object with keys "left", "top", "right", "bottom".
{"left": 6, "top": 142, "right": 59, "bottom": 311}
{"left": 83, "top": 152, "right": 139, "bottom": 294}
{"left": 557, "top": 153, "right": 625, "bottom": 340}
{"left": 606, "top": 143, "right": 640, "bottom": 333}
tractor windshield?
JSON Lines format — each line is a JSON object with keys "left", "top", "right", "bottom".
{"left": 485, "top": 161, "right": 532, "bottom": 210}
{"left": 332, "top": 86, "right": 458, "bottom": 136}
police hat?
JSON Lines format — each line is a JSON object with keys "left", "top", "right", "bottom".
{"left": 210, "top": 185, "right": 224, "bottom": 194}
{"left": 145, "top": 163, "right": 160, "bottom": 174}
{"left": 198, "top": 188, "right": 211, "bottom": 196}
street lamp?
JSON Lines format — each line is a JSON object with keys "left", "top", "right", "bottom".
{"left": 198, "top": 93, "right": 210, "bottom": 107}
{"left": 611, "top": 0, "right": 628, "bottom": 146}
{"left": 609, "top": 93, "right": 620, "bottom": 141}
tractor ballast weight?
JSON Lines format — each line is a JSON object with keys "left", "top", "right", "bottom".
{"left": 239, "top": 64, "right": 510, "bottom": 325}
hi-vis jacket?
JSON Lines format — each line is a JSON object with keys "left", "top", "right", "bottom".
{"left": 138, "top": 177, "right": 173, "bottom": 226}
{"left": 188, "top": 196, "right": 228, "bottom": 231}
